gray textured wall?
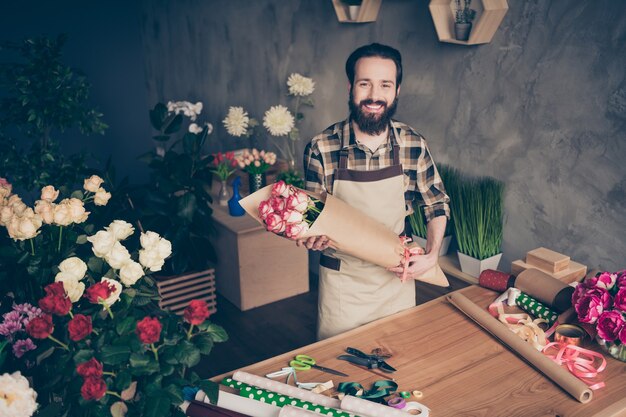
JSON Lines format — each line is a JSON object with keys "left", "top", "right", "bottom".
{"left": 1, "top": 1, "right": 624, "bottom": 272}
{"left": 139, "top": 0, "right": 626, "bottom": 271}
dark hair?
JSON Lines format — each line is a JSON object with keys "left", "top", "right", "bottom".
{"left": 345, "top": 43, "right": 403, "bottom": 87}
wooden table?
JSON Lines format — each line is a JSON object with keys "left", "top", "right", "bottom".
{"left": 212, "top": 286, "right": 626, "bottom": 417}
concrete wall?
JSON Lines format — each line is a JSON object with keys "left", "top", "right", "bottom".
{"left": 2, "top": 0, "right": 625, "bottom": 271}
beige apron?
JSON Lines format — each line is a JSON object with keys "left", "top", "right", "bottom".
{"left": 317, "top": 126, "right": 415, "bottom": 340}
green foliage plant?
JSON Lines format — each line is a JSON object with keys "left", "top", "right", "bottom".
{"left": 408, "top": 164, "right": 456, "bottom": 239}
{"left": 455, "top": 0, "right": 476, "bottom": 24}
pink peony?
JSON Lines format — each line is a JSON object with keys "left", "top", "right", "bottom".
{"left": 575, "top": 294, "right": 605, "bottom": 324}
{"left": 258, "top": 200, "right": 274, "bottom": 220}
{"left": 587, "top": 271, "right": 617, "bottom": 290}
{"left": 271, "top": 180, "right": 290, "bottom": 198}
{"left": 285, "top": 190, "right": 309, "bottom": 212}
{"left": 613, "top": 287, "right": 626, "bottom": 311}
{"left": 620, "top": 326, "right": 626, "bottom": 344}
{"left": 596, "top": 310, "right": 625, "bottom": 342}
{"left": 265, "top": 213, "right": 286, "bottom": 234}
{"left": 617, "top": 271, "right": 626, "bottom": 288}
{"left": 280, "top": 210, "right": 303, "bottom": 224}
{"left": 284, "top": 222, "right": 309, "bottom": 239}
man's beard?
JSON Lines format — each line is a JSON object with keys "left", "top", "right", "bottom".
{"left": 349, "top": 91, "right": 398, "bottom": 136}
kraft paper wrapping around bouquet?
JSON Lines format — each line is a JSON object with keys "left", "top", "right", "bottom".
{"left": 232, "top": 371, "right": 341, "bottom": 409}
{"left": 515, "top": 268, "right": 575, "bottom": 313}
{"left": 195, "top": 388, "right": 280, "bottom": 417}
{"left": 239, "top": 184, "right": 449, "bottom": 287}
{"left": 446, "top": 292, "right": 593, "bottom": 403}
{"left": 341, "top": 394, "right": 430, "bottom": 417}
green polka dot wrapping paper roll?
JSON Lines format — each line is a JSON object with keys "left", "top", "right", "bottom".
{"left": 515, "top": 291, "right": 558, "bottom": 326}
{"left": 221, "top": 377, "right": 359, "bottom": 417}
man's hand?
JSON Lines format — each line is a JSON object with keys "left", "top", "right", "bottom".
{"left": 296, "top": 235, "right": 331, "bottom": 251}
{"left": 387, "top": 251, "right": 437, "bottom": 281}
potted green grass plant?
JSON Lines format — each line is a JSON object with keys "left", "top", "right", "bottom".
{"left": 449, "top": 174, "right": 504, "bottom": 277}
{"left": 408, "top": 164, "right": 456, "bottom": 256}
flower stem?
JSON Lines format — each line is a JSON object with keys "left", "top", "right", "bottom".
{"left": 57, "top": 226, "right": 63, "bottom": 253}
{"left": 68, "top": 310, "right": 74, "bottom": 319}
{"left": 186, "top": 324, "right": 194, "bottom": 341}
{"left": 106, "top": 391, "right": 123, "bottom": 400}
{"left": 150, "top": 343, "right": 159, "bottom": 362}
{"left": 103, "top": 371, "right": 117, "bottom": 377}
{"left": 29, "top": 239, "right": 35, "bottom": 256}
{"left": 103, "top": 303, "right": 114, "bottom": 319}
{"left": 48, "top": 335, "right": 69, "bottom": 351}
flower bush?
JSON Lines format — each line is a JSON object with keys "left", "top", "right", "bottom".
{"left": 235, "top": 148, "right": 277, "bottom": 175}
{"left": 0, "top": 176, "right": 227, "bottom": 417}
{"left": 572, "top": 270, "right": 626, "bottom": 353}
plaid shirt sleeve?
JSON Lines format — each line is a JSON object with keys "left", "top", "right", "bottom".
{"left": 412, "top": 137, "right": 450, "bottom": 222}
{"left": 303, "top": 140, "right": 326, "bottom": 194}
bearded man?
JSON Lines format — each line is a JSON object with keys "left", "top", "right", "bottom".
{"left": 300, "top": 43, "right": 450, "bottom": 340}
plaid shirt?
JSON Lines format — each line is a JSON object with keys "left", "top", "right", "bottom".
{"left": 303, "top": 118, "right": 450, "bottom": 222}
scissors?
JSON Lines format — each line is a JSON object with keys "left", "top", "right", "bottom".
{"left": 289, "top": 354, "right": 348, "bottom": 377}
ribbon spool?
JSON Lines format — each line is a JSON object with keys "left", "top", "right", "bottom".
{"left": 554, "top": 324, "right": 585, "bottom": 346}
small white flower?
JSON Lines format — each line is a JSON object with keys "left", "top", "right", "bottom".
{"left": 58, "top": 257, "right": 87, "bottom": 280}
{"left": 105, "top": 220, "right": 135, "bottom": 241}
{"left": 87, "top": 230, "right": 117, "bottom": 258}
{"left": 188, "top": 123, "right": 203, "bottom": 134}
{"left": 205, "top": 122, "right": 214, "bottom": 135}
{"left": 55, "top": 275, "right": 85, "bottom": 303}
{"left": 83, "top": 175, "right": 104, "bottom": 193}
{"left": 100, "top": 278, "right": 122, "bottom": 307}
{"left": 105, "top": 242, "right": 132, "bottom": 270}
{"left": 0, "top": 371, "right": 38, "bottom": 417}
{"left": 222, "top": 106, "right": 250, "bottom": 137}
{"left": 94, "top": 188, "right": 111, "bottom": 206}
{"left": 263, "top": 105, "right": 294, "bottom": 136}
{"left": 119, "top": 261, "right": 144, "bottom": 287}
{"left": 287, "top": 73, "right": 315, "bottom": 97}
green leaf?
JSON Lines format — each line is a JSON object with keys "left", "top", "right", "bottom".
{"left": 197, "top": 380, "right": 219, "bottom": 405}
{"left": 152, "top": 135, "right": 170, "bottom": 142}
{"left": 144, "top": 391, "right": 172, "bottom": 417}
{"left": 177, "top": 192, "right": 197, "bottom": 223}
{"left": 175, "top": 340, "right": 201, "bottom": 368}
{"left": 149, "top": 103, "right": 168, "bottom": 130}
{"left": 116, "top": 316, "right": 136, "bottom": 336}
{"left": 73, "top": 349, "right": 95, "bottom": 365}
{"left": 100, "top": 345, "right": 131, "bottom": 365}
{"left": 192, "top": 333, "right": 214, "bottom": 355}
{"left": 206, "top": 323, "right": 228, "bottom": 343}
{"left": 76, "top": 234, "right": 88, "bottom": 244}
{"left": 71, "top": 190, "right": 84, "bottom": 199}
{"left": 164, "top": 113, "right": 183, "bottom": 134}
{"left": 182, "top": 132, "right": 197, "bottom": 155}
{"left": 129, "top": 352, "right": 150, "bottom": 368}
{"left": 164, "top": 384, "right": 184, "bottom": 405}
{"left": 115, "top": 370, "right": 132, "bottom": 391}
{"left": 160, "top": 363, "right": 175, "bottom": 376}
{"left": 33, "top": 402, "right": 63, "bottom": 417}
{"left": 87, "top": 256, "right": 104, "bottom": 274}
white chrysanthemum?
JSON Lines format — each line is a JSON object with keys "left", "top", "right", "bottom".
{"left": 287, "top": 73, "right": 315, "bottom": 97}
{"left": 222, "top": 106, "right": 250, "bottom": 137}
{"left": 263, "top": 105, "right": 294, "bottom": 137}
{"left": 0, "top": 371, "right": 38, "bottom": 417}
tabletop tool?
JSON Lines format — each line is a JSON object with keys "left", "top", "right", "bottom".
{"left": 289, "top": 354, "right": 349, "bottom": 377}
{"left": 337, "top": 347, "right": 397, "bottom": 373}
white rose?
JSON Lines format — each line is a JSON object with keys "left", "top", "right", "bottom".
{"left": 139, "top": 231, "right": 161, "bottom": 249}
{"left": 83, "top": 175, "right": 104, "bottom": 193}
{"left": 66, "top": 198, "right": 89, "bottom": 224}
{"left": 100, "top": 278, "right": 122, "bottom": 307}
{"left": 40, "top": 185, "right": 59, "bottom": 202}
{"left": 94, "top": 188, "right": 111, "bottom": 206}
{"left": 139, "top": 248, "right": 165, "bottom": 272}
{"left": 58, "top": 257, "right": 87, "bottom": 280}
{"left": 106, "top": 220, "right": 134, "bottom": 241}
{"left": 87, "top": 230, "right": 116, "bottom": 258}
{"left": 105, "top": 242, "right": 132, "bottom": 269}
{"left": 0, "top": 205, "right": 14, "bottom": 226}
{"left": 34, "top": 200, "right": 55, "bottom": 224}
{"left": 154, "top": 238, "right": 172, "bottom": 259}
{"left": 0, "top": 371, "right": 38, "bottom": 417}
{"left": 110, "top": 401, "right": 128, "bottom": 417}
{"left": 53, "top": 201, "right": 73, "bottom": 226}
{"left": 54, "top": 274, "right": 85, "bottom": 303}
{"left": 119, "top": 261, "right": 144, "bottom": 287}
{"left": 8, "top": 195, "right": 28, "bottom": 216}
{"left": 7, "top": 210, "right": 42, "bottom": 241}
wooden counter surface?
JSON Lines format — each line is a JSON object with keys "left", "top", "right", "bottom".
{"left": 212, "top": 285, "right": 626, "bottom": 417}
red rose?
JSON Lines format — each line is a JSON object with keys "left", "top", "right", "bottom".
{"left": 76, "top": 358, "right": 103, "bottom": 378}
{"left": 81, "top": 377, "right": 107, "bottom": 401}
{"left": 45, "top": 282, "right": 66, "bottom": 296}
{"left": 26, "top": 314, "right": 54, "bottom": 339}
{"left": 184, "top": 299, "right": 211, "bottom": 325}
{"left": 84, "top": 281, "right": 114, "bottom": 304}
{"left": 135, "top": 316, "right": 162, "bottom": 344}
{"left": 68, "top": 314, "right": 92, "bottom": 341}
{"left": 38, "top": 282, "right": 72, "bottom": 316}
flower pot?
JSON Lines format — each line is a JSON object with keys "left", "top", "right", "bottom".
{"left": 217, "top": 180, "right": 230, "bottom": 206}
{"left": 596, "top": 337, "right": 626, "bottom": 362}
{"left": 411, "top": 235, "right": 452, "bottom": 257}
{"left": 457, "top": 251, "right": 502, "bottom": 278}
{"left": 248, "top": 173, "right": 267, "bottom": 193}
{"left": 454, "top": 22, "right": 472, "bottom": 41}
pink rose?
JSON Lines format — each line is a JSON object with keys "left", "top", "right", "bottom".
{"left": 269, "top": 196, "right": 285, "bottom": 212}
{"left": 587, "top": 272, "right": 617, "bottom": 290}
{"left": 280, "top": 209, "right": 303, "bottom": 224}
{"left": 575, "top": 294, "right": 605, "bottom": 324}
{"left": 271, "top": 181, "right": 290, "bottom": 198}
{"left": 265, "top": 213, "right": 286, "bottom": 234}
{"left": 613, "top": 287, "right": 626, "bottom": 311}
{"left": 258, "top": 200, "right": 274, "bottom": 220}
{"left": 285, "top": 190, "right": 309, "bottom": 212}
{"left": 285, "top": 222, "right": 309, "bottom": 239}
{"left": 596, "top": 310, "right": 625, "bottom": 342}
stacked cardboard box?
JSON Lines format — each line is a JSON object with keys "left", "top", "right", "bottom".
{"left": 511, "top": 247, "right": 587, "bottom": 284}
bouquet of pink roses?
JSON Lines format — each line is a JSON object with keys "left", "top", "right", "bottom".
{"left": 258, "top": 181, "right": 323, "bottom": 239}
{"left": 572, "top": 270, "right": 626, "bottom": 351}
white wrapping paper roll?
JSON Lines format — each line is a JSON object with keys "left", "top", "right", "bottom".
{"left": 233, "top": 370, "right": 342, "bottom": 409}
{"left": 195, "top": 389, "right": 280, "bottom": 417}
{"left": 278, "top": 405, "right": 326, "bottom": 417}
{"left": 341, "top": 395, "right": 430, "bottom": 417}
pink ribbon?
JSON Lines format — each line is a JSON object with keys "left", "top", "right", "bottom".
{"left": 399, "top": 236, "right": 424, "bottom": 283}
{"left": 542, "top": 342, "right": 607, "bottom": 390}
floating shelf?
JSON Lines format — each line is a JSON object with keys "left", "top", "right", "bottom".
{"left": 429, "top": 0, "right": 508, "bottom": 45}
{"left": 332, "top": 0, "right": 382, "bottom": 23}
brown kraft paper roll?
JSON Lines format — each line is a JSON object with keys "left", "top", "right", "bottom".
{"left": 446, "top": 292, "right": 592, "bottom": 403}
{"left": 515, "top": 268, "right": 574, "bottom": 312}
{"left": 240, "top": 184, "right": 449, "bottom": 287}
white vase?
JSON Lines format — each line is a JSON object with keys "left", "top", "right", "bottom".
{"left": 457, "top": 251, "right": 502, "bottom": 278}
{"left": 411, "top": 235, "right": 452, "bottom": 257}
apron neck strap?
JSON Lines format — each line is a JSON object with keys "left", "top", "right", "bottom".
{"left": 340, "top": 125, "right": 401, "bottom": 169}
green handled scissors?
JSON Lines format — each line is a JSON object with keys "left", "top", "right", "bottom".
{"left": 289, "top": 354, "right": 348, "bottom": 377}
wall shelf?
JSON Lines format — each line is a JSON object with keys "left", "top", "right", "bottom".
{"left": 332, "top": 0, "right": 382, "bottom": 23}
{"left": 429, "top": 0, "right": 508, "bottom": 45}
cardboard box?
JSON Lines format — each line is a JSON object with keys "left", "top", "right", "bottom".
{"left": 511, "top": 259, "right": 587, "bottom": 284}
{"left": 526, "top": 247, "right": 570, "bottom": 273}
